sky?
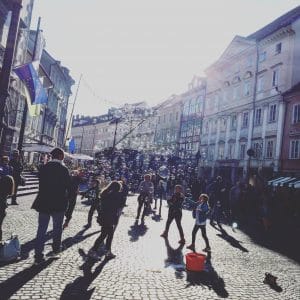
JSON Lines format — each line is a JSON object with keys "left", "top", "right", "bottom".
{"left": 30, "top": 0, "right": 300, "bottom": 117}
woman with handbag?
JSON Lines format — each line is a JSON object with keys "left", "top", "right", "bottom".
{"left": 88, "top": 181, "right": 122, "bottom": 260}
{"left": 0, "top": 176, "right": 15, "bottom": 241}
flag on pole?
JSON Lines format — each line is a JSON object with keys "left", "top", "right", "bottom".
{"left": 13, "top": 61, "right": 48, "bottom": 105}
{"left": 69, "top": 137, "right": 76, "bottom": 154}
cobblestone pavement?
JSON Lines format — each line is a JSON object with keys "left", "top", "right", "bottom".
{"left": 1, "top": 194, "right": 299, "bottom": 300}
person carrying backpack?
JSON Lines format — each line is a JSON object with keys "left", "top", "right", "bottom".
{"left": 187, "top": 193, "right": 211, "bottom": 252}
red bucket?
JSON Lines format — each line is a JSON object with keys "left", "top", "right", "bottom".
{"left": 185, "top": 252, "right": 206, "bottom": 272}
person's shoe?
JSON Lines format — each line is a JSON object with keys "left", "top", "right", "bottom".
{"left": 105, "top": 251, "right": 116, "bottom": 259}
{"left": 11, "top": 202, "right": 18, "bottom": 205}
{"left": 88, "top": 250, "right": 101, "bottom": 260}
{"left": 160, "top": 231, "right": 168, "bottom": 238}
{"left": 34, "top": 256, "right": 46, "bottom": 265}
{"left": 186, "top": 244, "right": 195, "bottom": 251}
{"left": 203, "top": 246, "right": 211, "bottom": 252}
{"left": 84, "top": 223, "right": 91, "bottom": 228}
{"left": 63, "top": 222, "right": 69, "bottom": 230}
{"left": 178, "top": 238, "right": 186, "bottom": 244}
{"left": 48, "top": 251, "right": 61, "bottom": 259}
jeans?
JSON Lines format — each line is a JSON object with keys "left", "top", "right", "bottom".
{"left": 11, "top": 183, "right": 19, "bottom": 204}
{"left": 136, "top": 194, "right": 148, "bottom": 221}
{"left": 92, "top": 225, "right": 114, "bottom": 252}
{"left": 34, "top": 211, "right": 65, "bottom": 259}
{"left": 165, "top": 211, "right": 184, "bottom": 239}
{"left": 87, "top": 199, "right": 100, "bottom": 225}
{"left": 191, "top": 225, "right": 210, "bottom": 248}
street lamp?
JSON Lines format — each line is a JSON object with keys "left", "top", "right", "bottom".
{"left": 79, "top": 126, "right": 85, "bottom": 153}
{"left": 91, "top": 124, "right": 97, "bottom": 156}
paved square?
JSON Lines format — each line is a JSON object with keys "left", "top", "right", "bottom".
{"left": 0, "top": 194, "right": 299, "bottom": 299}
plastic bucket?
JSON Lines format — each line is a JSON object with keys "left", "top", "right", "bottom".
{"left": 185, "top": 252, "right": 206, "bottom": 272}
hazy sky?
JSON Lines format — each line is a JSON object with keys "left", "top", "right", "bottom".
{"left": 31, "top": 0, "right": 299, "bottom": 116}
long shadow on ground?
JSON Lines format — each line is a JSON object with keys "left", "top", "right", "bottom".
{"left": 163, "top": 238, "right": 185, "bottom": 279}
{"left": 0, "top": 258, "right": 56, "bottom": 299}
{"left": 216, "top": 227, "right": 249, "bottom": 253}
{"left": 185, "top": 253, "right": 229, "bottom": 298}
{"left": 127, "top": 221, "right": 148, "bottom": 242}
{"left": 60, "top": 249, "right": 110, "bottom": 300}
{"left": 238, "top": 222, "right": 300, "bottom": 264}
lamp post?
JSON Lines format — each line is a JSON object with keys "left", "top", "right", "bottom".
{"left": 79, "top": 126, "right": 85, "bottom": 153}
{"left": 91, "top": 125, "right": 97, "bottom": 156}
{"left": 0, "top": 0, "right": 23, "bottom": 154}
{"left": 111, "top": 117, "right": 120, "bottom": 165}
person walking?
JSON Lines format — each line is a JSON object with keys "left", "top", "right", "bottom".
{"left": 136, "top": 174, "right": 154, "bottom": 223}
{"left": 160, "top": 185, "right": 185, "bottom": 244}
{"left": 156, "top": 177, "right": 167, "bottom": 217}
{"left": 31, "top": 148, "right": 71, "bottom": 264}
{"left": 88, "top": 181, "right": 122, "bottom": 260}
{"left": 0, "top": 176, "right": 15, "bottom": 241}
{"left": 9, "top": 150, "right": 23, "bottom": 205}
{"left": 82, "top": 178, "right": 101, "bottom": 227}
{"left": 63, "top": 170, "right": 82, "bottom": 229}
{"left": 187, "top": 194, "right": 211, "bottom": 252}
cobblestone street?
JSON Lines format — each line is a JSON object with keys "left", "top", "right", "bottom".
{"left": 0, "top": 194, "right": 299, "bottom": 300}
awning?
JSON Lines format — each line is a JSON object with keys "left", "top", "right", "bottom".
{"left": 23, "top": 143, "right": 54, "bottom": 153}
{"left": 268, "top": 177, "right": 300, "bottom": 187}
{"left": 66, "top": 153, "right": 94, "bottom": 161}
{"left": 267, "top": 177, "right": 285, "bottom": 186}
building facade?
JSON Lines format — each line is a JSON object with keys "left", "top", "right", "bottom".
{"left": 200, "top": 7, "right": 300, "bottom": 182}
{"left": 0, "top": 0, "right": 35, "bottom": 154}
{"left": 71, "top": 102, "right": 154, "bottom": 155}
{"left": 281, "top": 82, "right": 300, "bottom": 175}
{"left": 178, "top": 76, "right": 206, "bottom": 161}
{"left": 72, "top": 114, "right": 113, "bottom": 156}
{"left": 153, "top": 95, "right": 182, "bottom": 155}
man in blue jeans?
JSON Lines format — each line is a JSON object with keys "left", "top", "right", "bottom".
{"left": 32, "top": 148, "right": 71, "bottom": 264}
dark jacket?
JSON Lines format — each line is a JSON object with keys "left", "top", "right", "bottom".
{"left": 99, "top": 190, "right": 122, "bottom": 226}
{"left": 168, "top": 192, "right": 184, "bottom": 216}
{"left": 32, "top": 161, "right": 71, "bottom": 213}
{"left": 9, "top": 159, "right": 23, "bottom": 184}
{"left": 120, "top": 183, "right": 129, "bottom": 207}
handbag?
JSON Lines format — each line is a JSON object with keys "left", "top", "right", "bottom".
{"left": 0, "top": 235, "right": 21, "bottom": 262}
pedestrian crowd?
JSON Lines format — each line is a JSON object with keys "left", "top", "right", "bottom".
{"left": 0, "top": 147, "right": 300, "bottom": 264}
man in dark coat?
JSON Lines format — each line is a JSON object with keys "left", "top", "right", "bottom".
{"left": 9, "top": 150, "right": 23, "bottom": 205}
{"left": 32, "top": 148, "right": 71, "bottom": 264}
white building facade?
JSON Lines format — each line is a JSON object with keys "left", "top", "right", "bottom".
{"left": 201, "top": 7, "right": 300, "bottom": 182}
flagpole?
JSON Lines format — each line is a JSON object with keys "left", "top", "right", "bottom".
{"left": 17, "top": 17, "right": 41, "bottom": 152}
{"left": 64, "top": 73, "right": 82, "bottom": 147}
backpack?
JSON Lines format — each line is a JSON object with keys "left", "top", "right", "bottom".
{"left": 0, "top": 235, "right": 20, "bottom": 262}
